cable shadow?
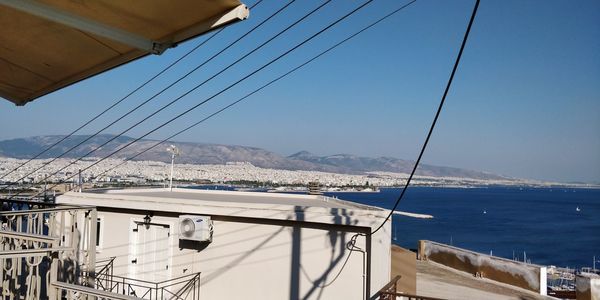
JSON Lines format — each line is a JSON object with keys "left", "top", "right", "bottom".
{"left": 199, "top": 226, "right": 285, "bottom": 285}
{"left": 300, "top": 207, "right": 354, "bottom": 300}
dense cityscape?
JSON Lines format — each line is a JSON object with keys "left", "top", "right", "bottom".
{"left": 0, "top": 157, "right": 593, "bottom": 191}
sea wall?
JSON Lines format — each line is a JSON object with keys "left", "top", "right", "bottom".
{"left": 576, "top": 273, "right": 600, "bottom": 300}
{"left": 418, "top": 240, "right": 547, "bottom": 294}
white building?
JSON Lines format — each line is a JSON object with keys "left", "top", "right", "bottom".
{"left": 57, "top": 188, "right": 392, "bottom": 300}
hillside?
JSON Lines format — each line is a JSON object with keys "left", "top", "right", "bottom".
{"left": 0, "top": 135, "right": 508, "bottom": 180}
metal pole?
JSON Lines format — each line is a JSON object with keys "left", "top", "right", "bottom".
{"left": 169, "top": 153, "right": 175, "bottom": 192}
{"left": 78, "top": 169, "right": 82, "bottom": 192}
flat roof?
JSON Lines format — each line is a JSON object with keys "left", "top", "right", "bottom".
{"left": 100, "top": 188, "right": 378, "bottom": 210}
{"left": 57, "top": 188, "right": 389, "bottom": 229}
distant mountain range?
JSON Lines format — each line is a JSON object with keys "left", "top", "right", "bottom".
{"left": 0, "top": 135, "right": 508, "bottom": 180}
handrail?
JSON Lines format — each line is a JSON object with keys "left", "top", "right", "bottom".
{"left": 381, "top": 275, "right": 401, "bottom": 292}
{"left": 0, "top": 196, "right": 55, "bottom": 204}
{"left": 0, "top": 204, "right": 94, "bottom": 215}
{"left": 94, "top": 271, "right": 201, "bottom": 300}
{"left": 0, "top": 230, "right": 60, "bottom": 242}
{"left": 96, "top": 256, "right": 116, "bottom": 276}
{"left": 102, "top": 272, "right": 200, "bottom": 286}
{"left": 52, "top": 281, "right": 141, "bottom": 300}
{"left": 0, "top": 247, "right": 74, "bottom": 258}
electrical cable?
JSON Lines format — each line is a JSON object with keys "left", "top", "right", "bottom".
{"left": 23, "top": 0, "right": 377, "bottom": 199}
{"left": 299, "top": 233, "right": 361, "bottom": 288}
{"left": 89, "top": 0, "right": 420, "bottom": 188}
{"left": 0, "top": 0, "right": 264, "bottom": 181}
{"left": 370, "top": 0, "right": 480, "bottom": 235}
{"left": 1, "top": 0, "right": 293, "bottom": 189}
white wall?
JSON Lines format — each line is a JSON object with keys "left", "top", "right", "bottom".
{"left": 96, "top": 210, "right": 389, "bottom": 300}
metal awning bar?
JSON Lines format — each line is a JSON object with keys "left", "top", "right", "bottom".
{"left": 0, "top": 0, "right": 165, "bottom": 54}
{"left": 171, "top": 4, "right": 250, "bottom": 43}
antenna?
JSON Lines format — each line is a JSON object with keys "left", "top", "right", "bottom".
{"left": 166, "top": 145, "right": 180, "bottom": 192}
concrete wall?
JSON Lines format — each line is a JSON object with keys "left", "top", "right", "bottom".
{"left": 418, "top": 240, "right": 546, "bottom": 295}
{"left": 93, "top": 209, "right": 389, "bottom": 300}
{"left": 390, "top": 245, "right": 416, "bottom": 294}
{"left": 577, "top": 273, "right": 600, "bottom": 300}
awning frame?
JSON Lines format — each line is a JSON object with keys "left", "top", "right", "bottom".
{"left": 0, "top": 1, "right": 250, "bottom": 106}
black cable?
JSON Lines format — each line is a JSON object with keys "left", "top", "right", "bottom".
{"left": 91, "top": 0, "right": 419, "bottom": 185}
{"left": 300, "top": 234, "right": 361, "bottom": 288}
{"left": 371, "top": 0, "right": 480, "bottom": 235}
{"left": 1, "top": 0, "right": 290, "bottom": 189}
{"left": 0, "top": 30, "right": 222, "bottom": 181}
{"left": 0, "top": 0, "right": 264, "bottom": 181}
{"left": 23, "top": 0, "right": 376, "bottom": 198}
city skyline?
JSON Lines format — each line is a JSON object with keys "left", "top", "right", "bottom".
{"left": 0, "top": 0, "right": 598, "bottom": 183}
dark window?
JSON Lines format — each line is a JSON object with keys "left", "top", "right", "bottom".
{"left": 96, "top": 218, "right": 101, "bottom": 247}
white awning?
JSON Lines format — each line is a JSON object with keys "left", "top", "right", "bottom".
{"left": 0, "top": 0, "right": 249, "bottom": 106}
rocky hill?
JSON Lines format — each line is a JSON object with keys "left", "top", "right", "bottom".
{"left": 0, "top": 135, "right": 507, "bottom": 180}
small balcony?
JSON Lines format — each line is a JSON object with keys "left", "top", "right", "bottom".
{"left": 0, "top": 197, "right": 201, "bottom": 300}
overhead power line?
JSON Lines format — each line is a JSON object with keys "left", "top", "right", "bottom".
{"left": 22, "top": 0, "right": 378, "bottom": 199}
{"left": 0, "top": 0, "right": 265, "bottom": 181}
{"left": 370, "top": 0, "right": 480, "bottom": 235}
{"left": 1, "top": 0, "right": 293, "bottom": 188}
{"left": 90, "top": 0, "right": 420, "bottom": 184}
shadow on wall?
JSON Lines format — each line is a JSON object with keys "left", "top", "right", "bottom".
{"left": 290, "top": 206, "right": 358, "bottom": 300}
{"left": 200, "top": 226, "right": 286, "bottom": 285}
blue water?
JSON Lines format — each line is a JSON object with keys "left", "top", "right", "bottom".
{"left": 324, "top": 187, "right": 600, "bottom": 269}
{"left": 189, "top": 185, "right": 600, "bottom": 268}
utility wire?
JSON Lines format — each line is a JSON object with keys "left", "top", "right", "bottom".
{"left": 24, "top": 0, "right": 377, "bottom": 199}
{"left": 0, "top": 0, "right": 264, "bottom": 181}
{"left": 89, "top": 0, "right": 419, "bottom": 187}
{"left": 371, "top": 0, "right": 480, "bottom": 235}
{"left": 1, "top": 0, "right": 291, "bottom": 189}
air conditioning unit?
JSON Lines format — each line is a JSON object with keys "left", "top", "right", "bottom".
{"left": 178, "top": 215, "right": 213, "bottom": 242}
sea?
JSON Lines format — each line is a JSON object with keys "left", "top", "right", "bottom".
{"left": 189, "top": 185, "right": 600, "bottom": 269}
{"left": 325, "top": 187, "right": 600, "bottom": 269}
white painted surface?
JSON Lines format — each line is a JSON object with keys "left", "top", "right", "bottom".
{"left": 577, "top": 273, "right": 600, "bottom": 300}
{"left": 421, "top": 240, "right": 546, "bottom": 294}
{"left": 58, "top": 189, "right": 391, "bottom": 299}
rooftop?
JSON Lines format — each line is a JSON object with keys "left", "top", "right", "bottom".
{"left": 57, "top": 187, "right": 389, "bottom": 228}
{"left": 100, "top": 188, "right": 376, "bottom": 210}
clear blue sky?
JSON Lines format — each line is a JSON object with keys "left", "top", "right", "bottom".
{"left": 0, "top": 0, "right": 598, "bottom": 183}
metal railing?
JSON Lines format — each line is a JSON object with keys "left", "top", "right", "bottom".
{"left": 0, "top": 198, "right": 98, "bottom": 299}
{"left": 53, "top": 280, "right": 140, "bottom": 300}
{"left": 0, "top": 198, "right": 201, "bottom": 300}
{"left": 377, "top": 275, "right": 446, "bottom": 300}
{"left": 95, "top": 272, "right": 201, "bottom": 300}
{"left": 93, "top": 256, "right": 116, "bottom": 291}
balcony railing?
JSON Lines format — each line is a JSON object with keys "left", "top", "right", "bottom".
{"left": 2, "top": 197, "right": 202, "bottom": 300}
{"left": 377, "top": 275, "right": 446, "bottom": 300}
{"left": 95, "top": 272, "right": 201, "bottom": 300}
{"left": 1, "top": 199, "right": 98, "bottom": 299}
